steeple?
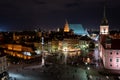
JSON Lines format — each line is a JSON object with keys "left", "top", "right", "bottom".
{"left": 100, "top": 5, "right": 109, "bottom": 35}
{"left": 103, "top": 6, "right": 106, "bottom": 18}
{"left": 64, "top": 19, "right": 70, "bottom": 32}
{"left": 101, "top": 5, "right": 108, "bottom": 26}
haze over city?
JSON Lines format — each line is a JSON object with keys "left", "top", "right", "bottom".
{"left": 0, "top": 0, "right": 120, "bottom": 31}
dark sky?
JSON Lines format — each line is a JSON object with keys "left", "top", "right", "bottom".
{"left": 0, "top": 0, "right": 120, "bottom": 31}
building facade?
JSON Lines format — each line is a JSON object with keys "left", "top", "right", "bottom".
{"left": 63, "top": 20, "right": 89, "bottom": 36}
{"left": 99, "top": 7, "right": 120, "bottom": 70}
{"left": 100, "top": 39, "right": 120, "bottom": 70}
{"left": 0, "top": 51, "right": 9, "bottom": 80}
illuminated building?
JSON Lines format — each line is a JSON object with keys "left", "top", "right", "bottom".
{"left": 0, "top": 50, "right": 9, "bottom": 80}
{"left": 63, "top": 20, "right": 89, "bottom": 36}
{"left": 69, "top": 24, "right": 89, "bottom": 36}
{"left": 79, "top": 35, "right": 91, "bottom": 49}
{"left": 64, "top": 20, "right": 70, "bottom": 32}
{"left": 99, "top": 7, "right": 120, "bottom": 70}
{"left": 13, "top": 31, "right": 37, "bottom": 41}
{"left": 100, "top": 38, "right": 120, "bottom": 70}
{"left": 49, "top": 38, "right": 81, "bottom": 56}
{"left": 100, "top": 6, "right": 109, "bottom": 35}
{"left": 2, "top": 44, "right": 35, "bottom": 59}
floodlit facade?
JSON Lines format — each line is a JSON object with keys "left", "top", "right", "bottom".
{"left": 69, "top": 24, "right": 89, "bottom": 36}
{"left": 100, "top": 6, "right": 109, "bottom": 35}
{"left": 99, "top": 7, "right": 120, "bottom": 70}
{"left": 100, "top": 39, "right": 120, "bottom": 70}
{"left": 63, "top": 20, "right": 89, "bottom": 36}
{"left": 64, "top": 20, "right": 70, "bottom": 32}
{"left": 49, "top": 38, "right": 81, "bottom": 56}
{"left": 2, "top": 44, "right": 34, "bottom": 59}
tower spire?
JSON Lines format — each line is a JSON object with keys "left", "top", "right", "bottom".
{"left": 65, "top": 19, "right": 68, "bottom": 25}
{"left": 101, "top": 5, "right": 108, "bottom": 26}
{"left": 64, "top": 19, "right": 70, "bottom": 32}
{"left": 100, "top": 4, "right": 109, "bottom": 35}
{"left": 103, "top": 6, "right": 106, "bottom": 18}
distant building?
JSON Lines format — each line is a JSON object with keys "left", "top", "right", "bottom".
{"left": 69, "top": 24, "right": 89, "bottom": 36}
{"left": 64, "top": 20, "right": 70, "bottom": 32}
{"left": 49, "top": 38, "right": 81, "bottom": 56}
{"left": 63, "top": 20, "right": 89, "bottom": 36}
{"left": 2, "top": 44, "right": 35, "bottom": 59}
{"left": 0, "top": 50, "right": 9, "bottom": 80}
{"left": 99, "top": 6, "right": 120, "bottom": 70}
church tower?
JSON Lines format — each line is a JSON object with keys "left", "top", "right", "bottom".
{"left": 64, "top": 20, "right": 70, "bottom": 32}
{"left": 100, "top": 6, "right": 109, "bottom": 35}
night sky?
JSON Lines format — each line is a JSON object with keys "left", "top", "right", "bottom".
{"left": 0, "top": 0, "right": 120, "bottom": 31}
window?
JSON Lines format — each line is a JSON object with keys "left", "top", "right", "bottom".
{"left": 116, "top": 58, "right": 119, "bottom": 62}
{"left": 116, "top": 52, "right": 119, "bottom": 55}
{"left": 117, "top": 65, "right": 118, "bottom": 67}
{"left": 110, "top": 52, "right": 112, "bottom": 55}
{"left": 110, "top": 58, "right": 112, "bottom": 62}
{"left": 104, "top": 28, "right": 106, "bottom": 33}
{"left": 110, "top": 64, "right": 112, "bottom": 66}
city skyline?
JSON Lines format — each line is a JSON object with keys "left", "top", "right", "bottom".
{"left": 0, "top": 0, "right": 120, "bottom": 31}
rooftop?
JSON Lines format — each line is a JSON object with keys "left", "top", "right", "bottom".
{"left": 110, "top": 39, "right": 120, "bottom": 49}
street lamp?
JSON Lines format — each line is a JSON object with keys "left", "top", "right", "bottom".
{"left": 87, "top": 67, "right": 90, "bottom": 70}
{"left": 85, "top": 62, "right": 88, "bottom": 65}
{"left": 41, "top": 37, "right": 45, "bottom": 67}
{"left": 86, "top": 66, "right": 93, "bottom": 80}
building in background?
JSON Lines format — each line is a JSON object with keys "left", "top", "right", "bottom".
{"left": 69, "top": 24, "right": 89, "bottom": 36}
{"left": 64, "top": 20, "right": 70, "bottom": 32}
{"left": 63, "top": 20, "right": 89, "bottom": 36}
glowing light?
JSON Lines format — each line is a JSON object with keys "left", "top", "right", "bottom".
{"left": 23, "top": 52, "right": 31, "bottom": 56}
{"left": 9, "top": 72, "right": 31, "bottom": 80}
{"left": 35, "top": 50, "right": 41, "bottom": 54}
{"left": 85, "top": 62, "right": 88, "bottom": 65}
{"left": 87, "top": 67, "right": 90, "bottom": 70}
{"left": 100, "top": 25, "right": 109, "bottom": 34}
{"left": 63, "top": 47, "right": 68, "bottom": 52}
{"left": 41, "top": 57, "right": 45, "bottom": 66}
{"left": 69, "top": 24, "right": 88, "bottom": 36}
{"left": 64, "top": 21, "right": 70, "bottom": 32}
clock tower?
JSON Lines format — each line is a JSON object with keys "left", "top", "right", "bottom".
{"left": 100, "top": 6, "right": 109, "bottom": 35}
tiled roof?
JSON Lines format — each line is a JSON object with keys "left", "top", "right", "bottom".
{"left": 111, "top": 39, "right": 120, "bottom": 49}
